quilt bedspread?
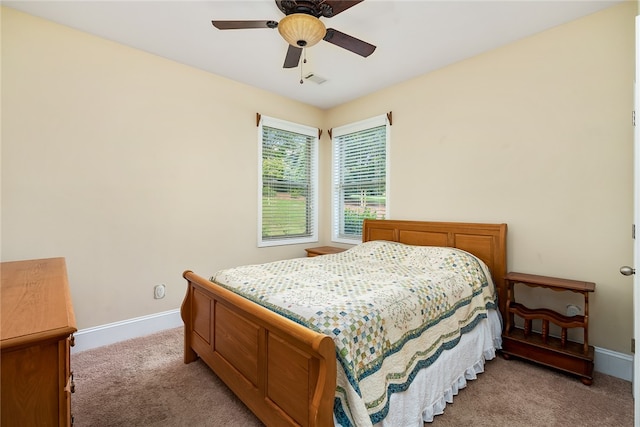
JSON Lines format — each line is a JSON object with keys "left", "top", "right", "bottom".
{"left": 211, "top": 240, "right": 497, "bottom": 427}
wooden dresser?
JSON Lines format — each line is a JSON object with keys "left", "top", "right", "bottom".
{"left": 1, "top": 257, "right": 77, "bottom": 426}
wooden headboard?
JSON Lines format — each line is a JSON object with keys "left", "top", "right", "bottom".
{"left": 362, "top": 219, "right": 508, "bottom": 314}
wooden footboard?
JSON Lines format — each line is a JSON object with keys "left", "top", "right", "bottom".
{"left": 181, "top": 270, "right": 336, "bottom": 427}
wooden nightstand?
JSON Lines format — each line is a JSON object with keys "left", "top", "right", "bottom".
{"left": 501, "top": 272, "right": 595, "bottom": 385}
{"left": 304, "top": 246, "right": 346, "bottom": 257}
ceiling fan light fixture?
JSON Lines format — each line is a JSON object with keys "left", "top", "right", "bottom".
{"left": 278, "top": 13, "right": 326, "bottom": 48}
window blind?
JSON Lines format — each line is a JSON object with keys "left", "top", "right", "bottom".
{"left": 332, "top": 114, "right": 389, "bottom": 242}
{"left": 259, "top": 116, "right": 318, "bottom": 247}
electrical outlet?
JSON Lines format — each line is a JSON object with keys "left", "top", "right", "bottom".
{"left": 154, "top": 284, "right": 165, "bottom": 299}
{"left": 566, "top": 304, "right": 581, "bottom": 317}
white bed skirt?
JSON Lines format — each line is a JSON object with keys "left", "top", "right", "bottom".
{"left": 335, "top": 309, "right": 502, "bottom": 427}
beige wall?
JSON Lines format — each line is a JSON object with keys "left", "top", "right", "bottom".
{"left": 2, "top": 2, "right": 635, "bottom": 353}
{"left": 1, "top": 7, "right": 325, "bottom": 328}
{"left": 326, "top": 2, "right": 635, "bottom": 353}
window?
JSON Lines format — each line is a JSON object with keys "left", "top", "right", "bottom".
{"left": 258, "top": 116, "right": 318, "bottom": 247}
{"left": 332, "top": 114, "right": 390, "bottom": 243}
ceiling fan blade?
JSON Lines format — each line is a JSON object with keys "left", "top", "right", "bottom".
{"left": 283, "top": 45, "right": 303, "bottom": 68}
{"left": 323, "top": 28, "right": 376, "bottom": 57}
{"left": 212, "top": 20, "right": 277, "bottom": 30}
{"left": 324, "top": 1, "right": 365, "bottom": 17}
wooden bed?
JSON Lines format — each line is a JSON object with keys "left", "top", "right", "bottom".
{"left": 181, "top": 219, "right": 507, "bottom": 427}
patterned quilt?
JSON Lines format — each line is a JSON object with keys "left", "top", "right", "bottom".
{"left": 211, "top": 240, "right": 497, "bottom": 427}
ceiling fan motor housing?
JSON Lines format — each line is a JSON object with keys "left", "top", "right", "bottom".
{"left": 276, "top": 1, "right": 335, "bottom": 18}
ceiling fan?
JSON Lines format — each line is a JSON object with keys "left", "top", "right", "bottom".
{"left": 212, "top": 0, "right": 376, "bottom": 69}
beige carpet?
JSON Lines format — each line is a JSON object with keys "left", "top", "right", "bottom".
{"left": 71, "top": 327, "right": 633, "bottom": 426}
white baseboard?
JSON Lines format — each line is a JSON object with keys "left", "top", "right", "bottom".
{"left": 71, "top": 310, "right": 634, "bottom": 383}
{"left": 594, "top": 346, "right": 633, "bottom": 382}
{"left": 71, "top": 309, "right": 182, "bottom": 353}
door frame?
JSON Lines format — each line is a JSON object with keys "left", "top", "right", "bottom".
{"left": 634, "top": 15, "right": 639, "bottom": 426}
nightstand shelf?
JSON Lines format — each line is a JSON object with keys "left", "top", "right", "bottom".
{"left": 501, "top": 272, "right": 595, "bottom": 385}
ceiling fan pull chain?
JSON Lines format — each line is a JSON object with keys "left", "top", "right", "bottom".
{"left": 300, "top": 48, "right": 306, "bottom": 84}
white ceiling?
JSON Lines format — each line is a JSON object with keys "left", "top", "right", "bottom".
{"left": 4, "top": 0, "right": 622, "bottom": 109}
